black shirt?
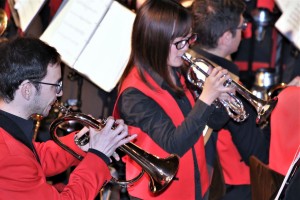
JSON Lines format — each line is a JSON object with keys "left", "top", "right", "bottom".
{"left": 0, "top": 110, "right": 34, "bottom": 141}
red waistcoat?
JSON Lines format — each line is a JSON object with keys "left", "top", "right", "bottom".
{"left": 269, "top": 86, "right": 300, "bottom": 175}
{"left": 217, "top": 129, "right": 250, "bottom": 185}
{"left": 113, "top": 67, "right": 210, "bottom": 199}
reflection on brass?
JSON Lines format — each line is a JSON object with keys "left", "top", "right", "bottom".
{"left": 31, "top": 114, "right": 44, "bottom": 141}
{"left": 0, "top": 9, "right": 8, "bottom": 36}
{"left": 50, "top": 102, "right": 180, "bottom": 194}
{"left": 183, "top": 52, "right": 278, "bottom": 125}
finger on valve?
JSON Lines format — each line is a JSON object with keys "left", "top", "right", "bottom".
{"left": 111, "top": 151, "right": 120, "bottom": 161}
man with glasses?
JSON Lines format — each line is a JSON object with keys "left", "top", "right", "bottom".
{"left": 0, "top": 37, "right": 136, "bottom": 199}
{"left": 190, "top": 0, "right": 270, "bottom": 199}
{"left": 31, "top": 80, "right": 63, "bottom": 95}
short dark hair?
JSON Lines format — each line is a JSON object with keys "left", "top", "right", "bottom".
{"left": 0, "top": 37, "right": 61, "bottom": 102}
{"left": 192, "top": 0, "right": 246, "bottom": 49}
{"left": 119, "top": 0, "right": 192, "bottom": 95}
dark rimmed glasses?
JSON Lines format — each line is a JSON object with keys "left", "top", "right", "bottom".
{"left": 236, "top": 21, "right": 248, "bottom": 31}
{"left": 32, "top": 80, "right": 63, "bottom": 94}
{"left": 173, "top": 33, "right": 197, "bottom": 50}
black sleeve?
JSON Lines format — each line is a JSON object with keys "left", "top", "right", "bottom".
{"left": 88, "top": 149, "right": 110, "bottom": 165}
{"left": 207, "top": 105, "right": 230, "bottom": 130}
{"left": 225, "top": 97, "right": 270, "bottom": 165}
{"left": 118, "top": 88, "right": 215, "bottom": 157}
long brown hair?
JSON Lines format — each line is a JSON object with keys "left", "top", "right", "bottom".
{"left": 119, "top": 0, "right": 192, "bottom": 95}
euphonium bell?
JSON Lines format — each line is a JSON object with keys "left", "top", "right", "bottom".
{"left": 49, "top": 103, "right": 180, "bottom": 194}
{"left": 182, "top": 52, "right": 278, "bottom": 125}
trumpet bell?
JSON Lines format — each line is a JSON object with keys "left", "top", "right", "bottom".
{"left": 255, "top": 96, "right": 278, "bottom": 125}
{"left": 49, "top": 103, "right": 180, "bottom": 194}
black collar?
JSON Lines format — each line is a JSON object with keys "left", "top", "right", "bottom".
{"left": 0, "top": 110, "right": 41, "bottom": 164}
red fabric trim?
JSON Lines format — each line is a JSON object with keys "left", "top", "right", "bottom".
{"left": 269, "top": 86, "right": 300, "bottom": 175}
{"left": 257, "top": 0, "right": 275, "bottom": 11}
{"left": 4, "top": 2, "right": 11, "bottom": 19}
{"left": 217, "top": 129, "right": 250, "bottom": 184}
{"left": 234, "top": 61, "right": 272, "bottom": 71}
{"left": 243, "top": 22, "right": 252, "bottom": 39}
{"left": 49, "top": 0, "right": 63, "bottom": 18}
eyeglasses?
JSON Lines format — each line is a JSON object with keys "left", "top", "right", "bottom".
{"left": 32, "top": 80, "right": 63, "bottom": 94}
{"left": 236, "top": 21, "right": 248, "bottom": 31}
{"left": 173, "top": 33, "right": 197, "bottom": 50}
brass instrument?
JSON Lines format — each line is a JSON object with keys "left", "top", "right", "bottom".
{"left": 267, "top": 82, "right": 287, "bottom": 100}
{"left": 31, "top": 114, "right": 44, "bottom": 141}
{"left": 182, "top": 52, "right": 278, "bottom": 125}
{"left": 49, "top": 103, "right": 180, "bottom": 194}
{"left": 0, "top": 8, "right": 8, "bottom": 36}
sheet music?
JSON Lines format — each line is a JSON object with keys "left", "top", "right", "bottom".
{"left": 275, "top": 1, "right": 300, "bottom": 50}
{"left": 275, "top": 146, "right": 300, "bottom": 199}
{"left": 40, "top": 0, "right": 113, "bottom": 67}
{"left": 13, "top": 0, "right": 47, "bottom": 32}
{"left": 40, "top": 0, "right": 135, "bottom": 92}
{"left": 74, "top": 1, "right": 135, "bottom": 92}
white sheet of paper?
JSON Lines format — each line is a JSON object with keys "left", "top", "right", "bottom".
{"left": 73, "top": 1, "right": 135, "bottom": 92}
{"left": 40, "top": 0, "right": 112, "bottom": 67}
{"left": 13, "top": 0, "right": 46, "bottom": 32}
{"left": 40, "top": 0, "right": 113, "bottom": 67}
{"left": 40, "top": 0, "right": 134, "bottom": 92}
{"left": 275, "top": 1, "right": 300, "bottom": 50}
{"left": 275, "top": 0, "right": 290, "bottom": 11}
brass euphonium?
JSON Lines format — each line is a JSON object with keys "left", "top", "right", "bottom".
{"left": 182, "top": 52, "right": 278, "bottom": 125}
{"left": 49, "top": 103, "right": 180, "bottom": 194}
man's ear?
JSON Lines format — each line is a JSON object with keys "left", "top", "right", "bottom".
{"left": 20, "top": 81, "right": 33, "bottom": 100}
{"left": 219, "top": 30, "right": 232, "bottom": 46}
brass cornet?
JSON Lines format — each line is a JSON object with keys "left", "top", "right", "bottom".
{"left": 182, "top": 52, "right": 278, "bottom": 125}
{"left": 49, "top": 103, "right": 180, "bottom": 194}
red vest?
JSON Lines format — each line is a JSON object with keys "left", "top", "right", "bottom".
{"left": 217, "top": 129, "right": 250, "bottom": 185}
{"left": 113, "top": 67, "right": 210, "bottom": 199}
{"left": 269, "top": 86, "right": 300, "bottom": 175}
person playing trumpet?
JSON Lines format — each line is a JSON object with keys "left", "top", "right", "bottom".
{"left": 0, "top": 37, "right": 137, "bottom": 200}
{"left": 112, "top": 0, "right": 236, "bottom": 199}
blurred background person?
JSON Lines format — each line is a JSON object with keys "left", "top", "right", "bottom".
{"left": 191, "top": 0, "right": 270, "bottom": 199}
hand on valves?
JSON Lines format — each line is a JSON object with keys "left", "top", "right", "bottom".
{"left": 199, "top": 66, "right": 235, "bottom": 106}
{"left": 75, "top": 117, "right": 137, "bottom": 162}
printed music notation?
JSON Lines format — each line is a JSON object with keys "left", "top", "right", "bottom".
{"left": 275, "top": 0, "right": 300, "bottom": 50}
{"left": 40, "top": 0, "right": 135, "bottom": 92}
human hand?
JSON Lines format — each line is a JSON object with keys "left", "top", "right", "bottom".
{"left": 199, "top": 66, "right": 235, "bottom": 105}
{"left": 76, "top": 117, "right": 137, "bottom": 160}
